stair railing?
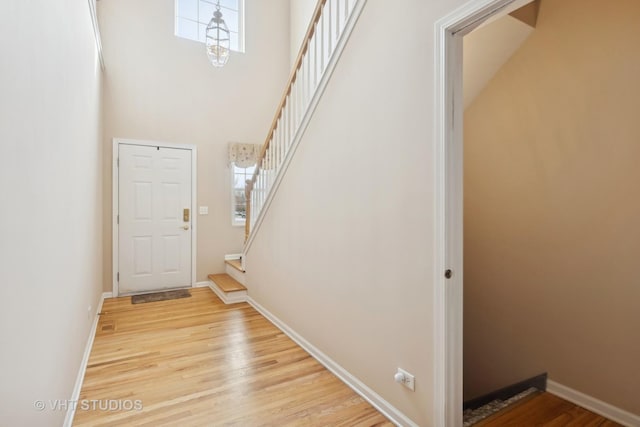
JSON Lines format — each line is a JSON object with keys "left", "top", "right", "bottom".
{"left": 245, "top": 0, "right": 364, "bottom": 245}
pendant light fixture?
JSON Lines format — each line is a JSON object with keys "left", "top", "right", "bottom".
{"left": 205, "top": 1, "right": 231, "bottom": 67}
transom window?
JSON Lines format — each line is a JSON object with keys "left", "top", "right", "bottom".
{"left": 231, "top": 164, "right": 254, "bottom": 226}
{"left": 175, "top": 0, "right": 245, "bottom": 52}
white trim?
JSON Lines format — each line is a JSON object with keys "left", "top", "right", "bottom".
{"left": 243, "top": 0, "right": 368, "bottom": 255}
{"left": 434, "top": 1, "right": 525, "bottom": 425}
{"left": 63, "top": 292, "right": 111, "bottom": 427}
{"left": 112, "top": 138, "right": 197, "bottom": 297}
{"left": 224, "top": 253, "right": 242, "bottom": 261}
{"left": 547, "top": 380, "right": 640, "bottom": 427}
{"left": 207, "top": 279, "right": 247, "bottom": 304}
{"left": 87, "top": 0, "right": 104, "bottom": 70}
{"left": 195, "top": 281, "right": 211, "bottom": 288}
{"left": 247, "top": 296, "right": 416, "bottom": 427}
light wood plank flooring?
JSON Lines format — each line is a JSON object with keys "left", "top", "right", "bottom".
{"left": 73, "top": 287, "right": 392, "bottom": 426}
{"left": 476, "top": 392, "right": 622, "bottom": 426}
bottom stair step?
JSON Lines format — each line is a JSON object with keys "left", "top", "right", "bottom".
{"left": 208, "top": 274, "right": 247, "bottom": 292}
{"left": 207, "top": 274, "right": 248, "bottom": 305}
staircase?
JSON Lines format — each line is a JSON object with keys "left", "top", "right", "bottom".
{"left": 243, "top": 0, "right": 367, "bottom": 250}
{"left": 208, "top": 0, "right": 366, "bottom": 304}
{"left": 206, "top": 255, "right": 247, "bottom": 304}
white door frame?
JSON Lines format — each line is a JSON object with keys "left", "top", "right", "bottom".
{"left": 112, "top": 138, "right": 198, "bottom": 297}
{"left": 433, "top": 0, "right": 528, "bottom": 425}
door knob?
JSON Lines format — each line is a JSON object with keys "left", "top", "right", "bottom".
{"left": 182, "top": 225, "right": 189, "bottom": 230}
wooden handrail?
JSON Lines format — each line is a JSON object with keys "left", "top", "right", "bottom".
{"left": 249, "top": 0, "right": 327, "bottom": 184}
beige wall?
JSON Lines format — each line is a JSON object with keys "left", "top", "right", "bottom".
{"left": 464, "top": 0, "right": 640, "bottom": 415}
{"left": 0, "top": 1, "right": 104, "bottom": 425}
{"left": 463, "top": 15, "right": 533, "bottom": 109}
{"left": 245, "top": 0, "right": 467, "bottom": 425}
{"left": 290, "top": 0, "right": 317, "bottom": 66}
{"left": 98, "top": 0, "right": 291, "bottom": 288}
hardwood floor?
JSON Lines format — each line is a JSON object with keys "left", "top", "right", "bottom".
{"left": 73, "top": 288, "right": 392, "bottom": 426}
{"left": 476, "top": 392, "right": 622, "bottom": 426}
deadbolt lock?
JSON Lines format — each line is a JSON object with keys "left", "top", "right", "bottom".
{"left": 183, "top": 208, "right": 190, "bottom": 222}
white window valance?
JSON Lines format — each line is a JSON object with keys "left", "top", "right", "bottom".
{"left": 228, "top": 142, "right": 261, "bottom": 168}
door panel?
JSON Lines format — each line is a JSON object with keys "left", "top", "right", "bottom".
{"left": 119, "top": 144, "right": 192, "bottom": 294}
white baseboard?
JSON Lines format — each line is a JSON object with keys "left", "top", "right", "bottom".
{"left": 246, "top": 296, "right": 416, "bottom": 427}
{"left": 547, "top": 380, "right": 640, "bottom": 427}
{"left": 207, "top": 280, "right": 247, "bottom": 305}
{"left": 63, "top": 291, "right": 111, "bottom": 427}
{"left": 195, "top": 281, "right": 211, "bottom": 288}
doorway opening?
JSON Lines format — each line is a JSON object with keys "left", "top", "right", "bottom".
{"left": 436, "top": 0, "right": 640, "bottom": 425}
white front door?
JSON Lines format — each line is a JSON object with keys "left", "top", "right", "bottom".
{"left": 118, "top": 143, "right": 193, "bottom": 294}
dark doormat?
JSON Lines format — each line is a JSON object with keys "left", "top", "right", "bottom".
{"left": 131, "top": 289, "right": 192, "bottom": 304}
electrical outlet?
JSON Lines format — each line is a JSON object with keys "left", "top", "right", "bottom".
{"left": 394, "top": 368, "right": 415, "bottom": 391}
{"left": 199, "top": 206, "right": 209, "bottom": 215}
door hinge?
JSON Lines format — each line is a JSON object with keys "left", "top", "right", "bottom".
{"left": 117, "top": 272, "right": 119, "bottom": 281}
{"left": 117, "top": 214, "right": 119, "bottom": 224}
{"left": 117, "top": 157, "right": 119, "bottom": 167}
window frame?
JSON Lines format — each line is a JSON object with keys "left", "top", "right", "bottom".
{"left": 174, "top": 0, "right": 245, "bottom": 53}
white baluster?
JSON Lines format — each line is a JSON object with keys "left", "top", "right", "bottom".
{"left": 299, "top": 61, "right": 306, "bottom": 119}
{"left": 272, "top": 132, "right": 279, "bottom": 175}
{"left": 291, "top": 81, "right": 297, "bottom": 135}
{"left": 275, "top": 126, "right": 281, "bottom": 170}
{"left": 312, "top": 29, "right": 318, "bottom": 90}
{"left": 304, "top": 50, "right": 311, "bottom": 109}
{"left": 335, "top": 0, "right": 344, "bottom": 35}
{"left": 278, "top": 124, "right": 284, "bottom": 166}
{"left": 319, "top": 10, "right": 325, "bottom": 74}
{"left": 284, "top": 105, "right": 290, "bottom": 150}
{"left": 295, "top": 77, "right": 301, "bottom": 129}
{"left": 324, "top": 2, "right": 331, "bottom": 69}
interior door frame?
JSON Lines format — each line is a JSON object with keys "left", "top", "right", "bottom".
{"left": 433, "top": 0, "right": 529, "bottom": 424}
{"left": 112, "top": 138, "right": 198, "bottom": 297}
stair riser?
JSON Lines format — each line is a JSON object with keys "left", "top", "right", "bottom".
{"left": 225, "top": 263, "right": 246, "bottom": 286}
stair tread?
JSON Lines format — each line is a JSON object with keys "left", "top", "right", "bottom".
{"left": 208, "top": 274, "right": 247, "bottom": 293}
{"left": 225, "top": 259, "right": 245, "bottom": 273}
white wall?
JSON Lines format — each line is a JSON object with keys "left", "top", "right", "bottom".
{"left": 98, "top": 0, "right": 291, "bottom": 287}
{"left": 290, "top": 0, "right": 317, "bottom": 66}
{"left": 0, "top": 1, "right": 104, "bottom": 425}
{"left": 245, "top": 0, "right": 466, "bottom": 425}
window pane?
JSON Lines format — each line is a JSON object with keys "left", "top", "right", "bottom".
{"left": 219, "top": 8, "right": 239, "bottom": 33}
{"left": 175, "top": 0, "right": 242, "bottom": 52}
{"left": 234, "top": 175, "right": 247, "bottom": 189}
{"left": 176, "top": 17, "right": 199, "bottom": 40}
{"left": 218, "top": 0, "right": 239, "bottom": 11}
{"left": 177, "top": 0, "right": 198, "bottom": 20}
{"left": 198, "top": 1, "right": 214, "bottom": 24}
